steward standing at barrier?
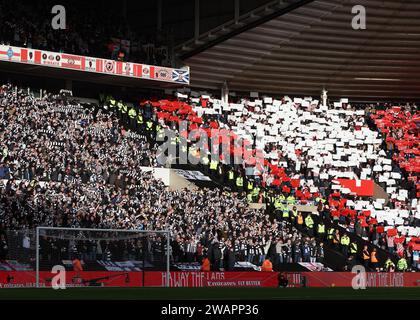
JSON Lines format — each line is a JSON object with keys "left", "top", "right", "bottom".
{"left": 362, "top": 245, "right": 370, "bottom": 268}
{"left": 305, "top": 214, "right": 314, "bottom": 237}
{"left": 316, "top": 242, "right": 324, "bottom": 263}
{"left": 261, "top": 257, "right": 273, "bottom": 272}
{"left": 137, "top": 111, "right": 144, "bottom": 134}
{"left": 290, "top": 206, "right": 298, "bottom": 225}
{"left": 397, "top": 256, "right": 408, "bottom": 272}
{"left": 296, "top": 212, "right": 304, "bottom": 231}
{"left": 72, "top": 256, "right": 83, "bottom": 275}
{"left": 145, "top": 119, "right": 154, "bottom": 140}
{"left": 274, "top": 196, "right": 284, "bottom": 213}
{"left": 333, "top": 229, "right": 340, "bottom": 250}
{"left": 108, "top": 96, "right": 116, "bottom": 113}
{"left": 340, "top": 233, "right": 350, "bottom": 257}
{"left": 282, "top": 207, "right": 290, "bottom": 222}
{"left": 286, "top": 194, "right": 296, "bottom": 206}
{"left": 384, "top": 258, "right": 395, "bottom": 272}
{"left": 128, "top": 106, "right": 137, "bottom": 130}
{"left": 209, "top": 159, "right": 218, "bottom": 179}
{"left": 117, "top": 100, "right": 123, "bottom": 118}
{"left": 349, "top": 240, "right": 358, "bottom": 257}
{"left": 201, "top": 256, "right": 211, "bottom": 271}
{"left": 370, "top": 247, "right": 379, "bottom": 271}
{"left": 217, "top": 164, "right": 223, "bottom": 183}
{"left": 247, "top": 179, "right": 253, "bottom": 194}
{"left": 227, "top": 169, "right": 235, "bottom": 188}
{"left": 119, "top": 101, "right": 128, "bottom": 123}
{"left": 317, "top": 221, "right": 326, "bottom": 240}
{"left": 251, "top": 184, "right": 260, "bottom": 203}
{"left": 236, "top": 175, "right": 244, "bottom": 193}
{"left": 156, "top": 123, "right": 164, "bottom": 141}
{"left": 327, "top": 226, "right": 334, "bottom": 243}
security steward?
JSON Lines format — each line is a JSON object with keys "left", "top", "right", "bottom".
{"left": 349, "top": 241, "right": 358, "bottom": 257}
{"left": 305, "top": 214, "right": 314, "bottom": 237}
{"left": 128, "top": 106, "right": 137, "bottom": 130}
{"left": 236, "top": 175, "right": 244, "bottom": 193}
{"left": 261, "top": 258, "right": 273, "bottom": 272}
{"left": 317, "top": 221, "right": 326, "bottom": 240}
{"left": 201, "top": 256, "right": 211, "bottom": 272}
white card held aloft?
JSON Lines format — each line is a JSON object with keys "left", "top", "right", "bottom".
{"left": 387, "top": 187, "right": 396, "bottom": 194}
{"left": 320, "top": 173, "right": 329, "bottom": 179}
{"left": 399, "top": 189, "right": 408, "bottom": 199}
{"left": 391, "top": 172, "right": 401, "bottom": 179}
{"left": 387, "top": 179, "right": 396, "bottom": 186}
{"left": 382, "top": 158, "right": 392, "bottom": 165}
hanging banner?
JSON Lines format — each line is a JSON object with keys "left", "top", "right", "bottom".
{"left": 60, "top": 54, "right": 85, "bottom": 70}
{"left": 0, "top": 45, "right": 190, "bottom": 85}
{"left": 0, "top": 271, "right": 419, "bottom": 288}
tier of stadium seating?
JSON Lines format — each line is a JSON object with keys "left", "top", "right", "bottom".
{"left": 0, "top": 84, "right": 328, "bottom": 271}
{"left": 135, "top": 90, "right": 419, "bottom": 270}
{"left": 0, "top": 0, "right": 171, "bottom": 66}
{"left": 0, "top": 82, "right": 419, "bottom": 271}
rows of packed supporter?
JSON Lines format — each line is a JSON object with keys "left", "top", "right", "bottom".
{"left": 0, "top": 0, "right": 172, "bottom": 66}
{"left": 131, "top": 90, "right": 419, "bottom": 271}
{"left": 0, "top": 83, "right": 419, "bottom": 271}
{"left": 0, "top": 84, "right": 329, "bottom": 272}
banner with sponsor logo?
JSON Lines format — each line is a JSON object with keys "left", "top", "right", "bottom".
{"left": 1, "top": 271, "right": 418, "bottom": 288}
{"left": 146, "top": 272, "right": 420, "bottom": 288}
{"left": 0, "top": 271, "right": 279, "bottom": 288}
{"left": 289, "top": 272, "right": 417, "bottom": 288}
{"left": 40, "top": 51, "right": 61, "bottom": 67}
{"left": 0, "top": 45, "right": 189, "bottom": 85}
{"left": 149, "top": 272, "right": 279, "bottom": 288}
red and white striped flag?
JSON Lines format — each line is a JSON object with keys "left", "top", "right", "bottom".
{"left": 61, "top": 54, "right": 85, "bottom": 70}
{"left": 20, "top": 48, "right": 37, "bottom": 64}
{"left": 139, "top": 65, "right": 155, "bottom": 79}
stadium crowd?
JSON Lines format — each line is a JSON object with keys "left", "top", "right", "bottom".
{"left": 0, "top": 84, "right": 327, "bottom": 271}
{"left": 136, "top": 90, "right": 419, "bottom": 271}
{"left": 0, "top": 0, "right": 171, "bottom": 66}
{"left": 0, "top": 82, "right": 419, "bottom": 272}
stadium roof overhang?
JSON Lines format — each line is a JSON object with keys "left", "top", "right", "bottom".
{"left": 178, "top": 0, "right": 420, "bottom": 101}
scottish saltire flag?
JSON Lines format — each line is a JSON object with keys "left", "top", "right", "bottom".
{"left": 172, "top": 69, "right": 190, "bottom": 84}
